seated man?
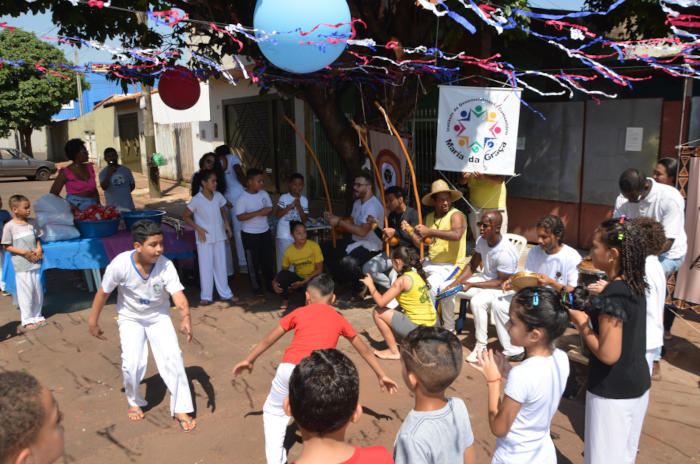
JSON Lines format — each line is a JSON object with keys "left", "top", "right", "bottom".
{"left": 492, "top": 215, "right": 580, "bottom": 360}
{"left": 322, "top": 173, "right": 385, "bottom": 301}
{"left": 442, "top": 211, "right": 519, "bottom": 362}
{"left": 362, "top": 186, "right": 420, "bottom": 307}
{"left": 403, "top": 180, "right": 467, "bottom": 332}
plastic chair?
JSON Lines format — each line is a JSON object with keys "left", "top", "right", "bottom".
{"left": 504, "top": 233, "right": 528, "bottom": 261}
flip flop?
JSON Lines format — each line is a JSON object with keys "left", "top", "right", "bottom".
{"left": 37, "top": 321, "right": 47, "bottom": 328}
{"left": 228, "top": 296, "right": 240, "bottom": 303}
{"left": 127, "top": 407, "right": 144, "bottom": 421}
{"left": 25, "top": 323, "right": 41, "bottom": 331}
{"left": 199, "top": 300, "right": 211, "bottom": 306}
{"left": 173, "top": 416, "right": 195, "bottom": 433}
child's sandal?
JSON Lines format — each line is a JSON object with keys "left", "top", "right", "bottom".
{"left": 173, "top": 416, "right": 195, "bottom": 433}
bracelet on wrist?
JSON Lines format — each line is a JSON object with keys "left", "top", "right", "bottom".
{"left": 486, "top": 378, "right": 501, "bottom": 384}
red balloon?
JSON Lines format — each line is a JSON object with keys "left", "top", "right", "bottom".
{"left": 158, "top": 66, "right": 201, "bottom": 110}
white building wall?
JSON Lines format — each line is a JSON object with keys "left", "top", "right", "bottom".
{"left": 152, "top": 83, "right": 210, "bottom": 125}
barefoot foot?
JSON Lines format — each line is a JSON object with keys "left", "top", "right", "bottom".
{"left": 374, "top": 349, "right": 401, "bottom": 360}
{"left": 228, "top": 296, "right": 240, "bottom": 303}
{"left": 280, "top": 300, "right": 289, "bottom": 310}
{"left": 199, "top": 300, "right": 211, "bottom": 306}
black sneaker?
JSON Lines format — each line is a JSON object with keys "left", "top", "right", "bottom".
{"left": 505, "top": 352, "right": 525, "bottom": 362}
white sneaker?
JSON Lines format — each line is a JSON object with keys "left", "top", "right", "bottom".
{"left": 465, "top": 345, "right": 486, "bottom": 363}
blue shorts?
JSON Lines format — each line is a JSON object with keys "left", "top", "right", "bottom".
{"left": 66, "top": 194, "right": 96, "bottom": 211}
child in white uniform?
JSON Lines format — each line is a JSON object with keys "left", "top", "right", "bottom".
{"left": 0, "top": 195, "right": 12, "bottom": 295}
{"left": 183, "top": 169, "right": 238, "bottom": 306}
{"left": 1, "top": 195, "right": 45, "bottom": 330}
{"left": 470, "top": 287, "right": 570, "bottom": 464}
{"left": 88, "top": 220, "right": 197, "bottom": 433}
{"left": 275, "top": 173, "right": 308, "bottom": 273}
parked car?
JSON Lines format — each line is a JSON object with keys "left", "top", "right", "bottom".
{"left": 0, "top": 148, "right": 57, "bottom": 181}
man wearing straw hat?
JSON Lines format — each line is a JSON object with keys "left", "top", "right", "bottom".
{"left": 402, "top": 179, "right": 467, "bottom": 333}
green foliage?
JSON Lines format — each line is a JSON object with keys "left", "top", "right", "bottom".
{"left": 0, "top": 29, "right": 89, "bottom": 138}
{"left": 584, "top": 0, "right": 673, "bottom": 40}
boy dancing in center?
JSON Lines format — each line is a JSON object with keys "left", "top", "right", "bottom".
{"left": 233, "top": 274, "right": 398, "bottom": 464}
{"left": 88, "top": 220, "right": 196, "bottom": 432}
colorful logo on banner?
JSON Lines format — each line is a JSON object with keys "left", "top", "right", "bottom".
{"left": 444, "top": 99, "right": 510, "bottom": 171}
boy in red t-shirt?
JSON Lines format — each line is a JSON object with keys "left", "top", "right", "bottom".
{"left": 284, "top": 349, "right": 394, "bottom": 464}
{"left": 233, "top": 274, "right": 398, "bottom": 464}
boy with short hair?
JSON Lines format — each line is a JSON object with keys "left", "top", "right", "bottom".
{"left": 88, "top": 219, "right": 196, "bottom": 432}
{"left": 0, "top": 371, "right": 65, "bottom": 464}
{"left": 0, "top": 195, "right": 13, "bottom": 296}
{"left": 236, "top": 167, "right": 275, "bottom": 297}
{"left": 1, "top": 195, "right": 45, "bottom": 329}
{"left": 283, "top": 349, "right": 394, "bottom": 464}
{"left": 233, "top": 274, "right": 398, "bottom": 464}
{"left": 99, "top": 147, "right": 136, "bottom": 210}
{"left": 394, "top": 326, "right": 475, "bottom": 464}
{"left": 275, "top": 173, "right": 309, "bottom": 273}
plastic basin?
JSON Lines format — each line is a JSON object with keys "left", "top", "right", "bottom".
{"left": 75, "top": 219, "right": 120, "bottom": 238}
{"left": 121, "top": 210, "right": 167, "bottom": 231}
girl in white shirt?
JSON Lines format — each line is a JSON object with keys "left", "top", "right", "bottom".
{"left": 470, "top": 287, "right": 570, "bottom": 464}
{"left": 183, "top": 169, "right": 238, "bottom": 305}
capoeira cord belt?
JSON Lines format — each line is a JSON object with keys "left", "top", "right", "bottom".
{"left": 666, "top": 306, "right": 700, "bottom": 337}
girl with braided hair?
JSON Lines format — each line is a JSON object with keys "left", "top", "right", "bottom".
{"left": 568, "top": 217, "right": 650, "bottom": 464}
{"left": 360, "top": 246, "right": 436, "bottom": 360}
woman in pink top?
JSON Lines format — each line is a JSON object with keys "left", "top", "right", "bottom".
{"left": 50, "top": 139, "right": 100, "bottom": 212}
{"left": 49, "top": 138, "right": 100, "bottom": 291}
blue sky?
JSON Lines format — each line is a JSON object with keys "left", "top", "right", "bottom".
{"left": 0, "top": 0, "right": 587, "bottom": 65}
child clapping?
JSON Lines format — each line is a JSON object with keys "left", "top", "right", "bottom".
{"left": 470, "top": 287, "right": 570, "bottom": 464}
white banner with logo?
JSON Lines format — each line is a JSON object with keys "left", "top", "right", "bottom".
{"left": 435, "top": 86, "right": 521, "bottom": 175}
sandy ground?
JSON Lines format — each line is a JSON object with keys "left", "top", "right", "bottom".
{"left": 1, "top": 172, "right": 700, "bottom": 463}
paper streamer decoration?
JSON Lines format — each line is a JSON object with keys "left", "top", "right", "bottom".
{"left": 435, "top": 86, "right": 521, "bottom": 175}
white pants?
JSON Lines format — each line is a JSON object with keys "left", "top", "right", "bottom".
{"left": 263, "top": 363, "right": 296, "bottom": 464}
{"left": 585, "top": 390, "right": 649, "bottom": 464}
{"left": 491, "top": 292, "right": 525, "bottom": 357}
{"left": 196, "top": 240, "right": 234, "bottom": 301}
{"left": 118, "top": 316, "right": 194, "bottom": 416}
{"left": 226, "top": 198, "right": 246, "bottom": 267}
{"left": 224, "top": 239, "right": 234, "bottom": 277}
{"left": 17, "top": 269, "right": 44, "bottom": 326}
{"left": 468, "top": 208, "right": 508, "bottom": 242}
{"left": 645, "top": 348, "right": 660, "bottom": 375}
{"left": 450, "top": 274, "right": 501, "bottom": 347}
{"left": 276, "top": 237, "right": 294, "bottom": 274}
{"left": 424, "top": 261, "right": 462, "bottom": 330}
{"left": 0, "top": 251, "right": 5, "bottom": 292}
{"left": 363, "top": 251, "right": 399, "bottom": 309}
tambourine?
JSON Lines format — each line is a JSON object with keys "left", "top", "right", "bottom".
{"left": 510, "top": 271, "right": 542, "bottom": 291}
{"left": 436, "top": 285, "right": 464, "bottom": 300}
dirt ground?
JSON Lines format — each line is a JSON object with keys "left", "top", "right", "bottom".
{"left": 1, "top": 170, "right": 700, "bottom": 463}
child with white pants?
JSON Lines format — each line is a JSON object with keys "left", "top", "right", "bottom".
{"left": 88, "top": 220, "right": 197, "bottom": 432}
{"left": 1, "top": 195, "right": 45, "bottom": 330}
{"left": 275, "top": 173, "right": 308, "bottom": 273}
{"left": 184, "top": 169, "right": 238, "bottom": 305}
{"left": 232, "top": 274, "right": 398, "bottom": 464}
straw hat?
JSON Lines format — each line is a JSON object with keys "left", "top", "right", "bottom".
{"left": 421, "top": 179, "right": 463, "bottom": 206}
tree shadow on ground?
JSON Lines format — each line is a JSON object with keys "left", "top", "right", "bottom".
{"left": 0, "top": 320, "right": 22, "bottom": 341}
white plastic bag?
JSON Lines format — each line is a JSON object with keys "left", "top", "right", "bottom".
{"left": 40, "top": 224, "right": 80, "bottom": 242}
{"left": 34, "top": 194, "right": 74, "bottom": 227}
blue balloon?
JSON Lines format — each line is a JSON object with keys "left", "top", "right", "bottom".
{"left": 253, "top": 0, "right": 352, "bottom": 74}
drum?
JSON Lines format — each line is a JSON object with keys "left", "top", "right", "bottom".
{"left": 510, "top": 271, "right": 542, "bottom": 291}
{"left": 577, "top": 260, "right": 607, "bottom": 287}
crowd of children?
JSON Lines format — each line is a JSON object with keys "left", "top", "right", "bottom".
{"left": 0, "top": 150, "right": 670, "bottom": 464}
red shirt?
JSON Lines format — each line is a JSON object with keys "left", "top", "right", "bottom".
{"left": 293, "top": 446, "right": 394, "bottom": 464}
{"left": 279, "top": 303, "right": 357, "bottom": 365}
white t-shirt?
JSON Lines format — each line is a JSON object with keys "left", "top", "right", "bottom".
{"left": 475, "top": 236, "right": 519, "bottom": 281}
{"left": 524, "top": 244, "right": 581, "bottom": 288}
{"left": 235, "top": 190, "right": 272, "bottom": 234}
{"left": 613, "top": 178, "right": 687, "bottom": 260}
{"left": 221, "top": 154, "right": 245, "bottom": 200}
{"left": 186, "top": 191, "right": 228, "bottom": 244}
{"left": 645, "top": 254, "right": 666, "bottom": 350}
{"left": 492, "top": 349, "right": 570, "bottom": 464}
{"left": 276, "top": 193, "right": 309, "bottom": 238}
{"left": 346, "top": 196, "right": 385, "bottom": 253}
{"left": 101, "top": 251, "right": 185, "bottom": 323}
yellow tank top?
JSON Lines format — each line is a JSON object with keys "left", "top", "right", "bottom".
{"left": 397, "top": 271, "right": 436, "bottom": 327}
{"left": 426, "top": 208, "right": 467, "bottom": 269}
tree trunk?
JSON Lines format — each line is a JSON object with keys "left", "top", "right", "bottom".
{"left": 19, "top": 127, "right": 33, "bottom": 157}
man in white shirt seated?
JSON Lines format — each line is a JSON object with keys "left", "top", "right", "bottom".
{"left": 492, "top": 215, "right": 581, "bottom": 360}
{"left": 441, "top": 211, "right": 519, "bottom": 363}
{"left": 613, "top": 168, "right": 687, "bottom": 277}
{"left": 323, "top": 173, "right": 385, "bottom": 301}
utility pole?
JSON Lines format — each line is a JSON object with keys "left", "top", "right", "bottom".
{"left": 74, "top": 51, "right": 84, "bottom": 117}
{"left": 137, "top": 13, "right": 161, "bottom": 199}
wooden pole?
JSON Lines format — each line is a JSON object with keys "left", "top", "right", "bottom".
{"left": 283, "top": 115, "right": 335, "bottom": 247}
{"left": 350, "top": 120, "right": 390, "bottom": 256}
{"left": 374, "top": 102, "right": 424, "bottom": 260}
